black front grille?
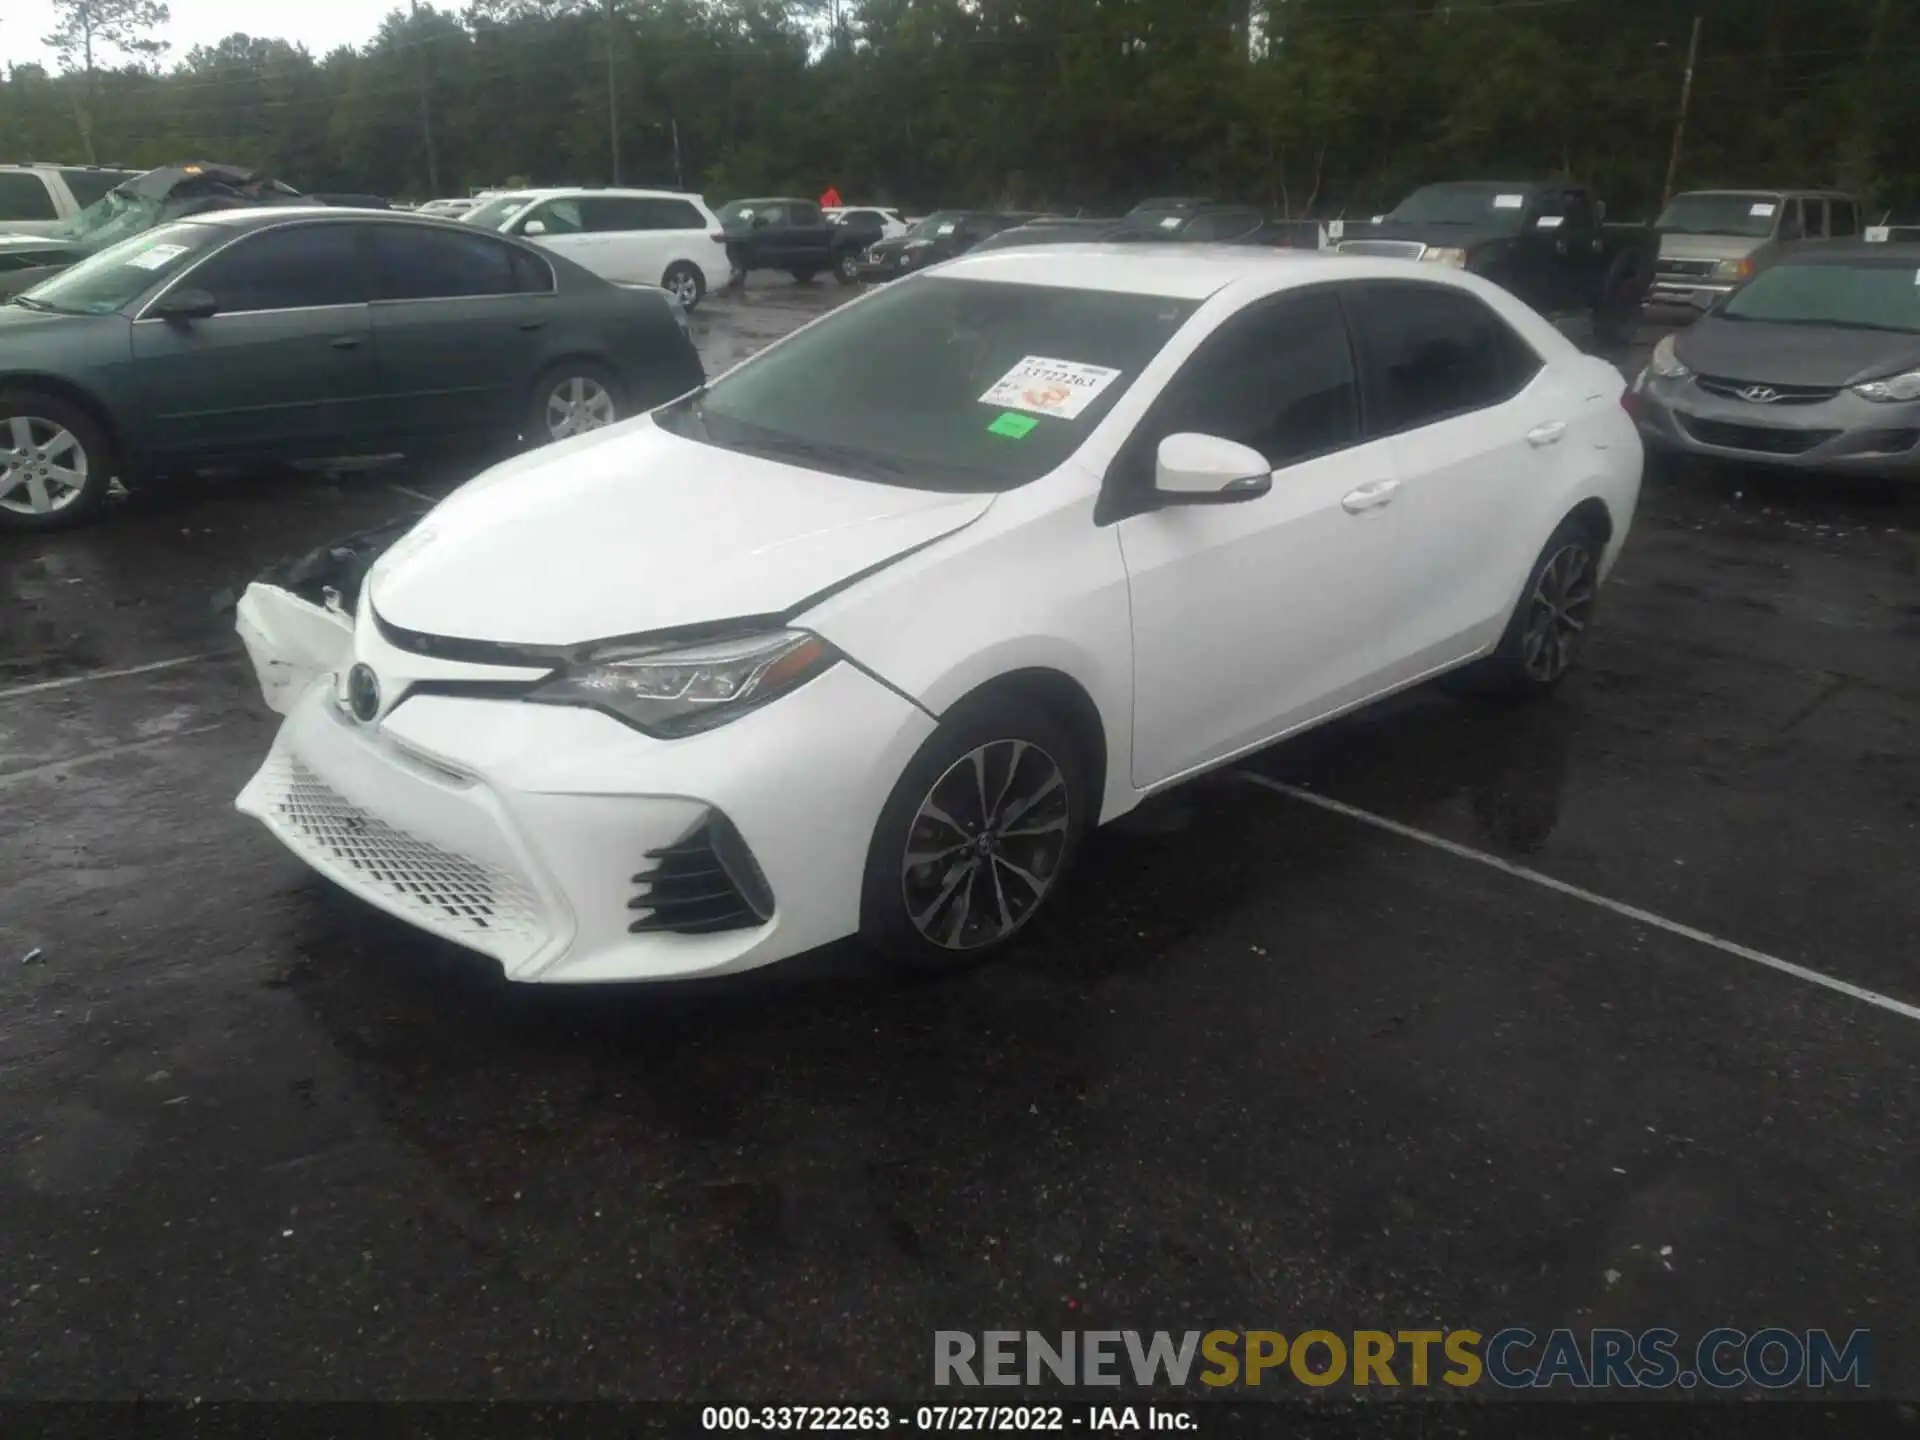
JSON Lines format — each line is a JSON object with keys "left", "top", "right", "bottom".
{"left": 1862, "top": 428, "right": 1920, "bottom": 453}
{"left": 1695, "top": 375, "right": 1839, "bottom": 405}
{"left": 1656, "top": 258, "right": 1716, "bottom": 278}
{"left": 1677, "top": 414, "right": 1838, "bottom": 456}
{"left": 629, "top": 813, "right": 774, "bottom": 935}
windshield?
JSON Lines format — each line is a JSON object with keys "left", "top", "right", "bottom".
{"left": 908, "top": 211, "right": 967, "bottom": 239}
{"left": 20, "top": 221, "right": 220, "bottom": 315}
{"left": 653, "top": 275, "right": 1197, "bottom": 492}
{"left": 47, "top": 189, "right": 162, "bottom": 251}
{"left": 1657, "top": 193, "right": 1780, "bottom": 238}
{"left": 462, "top": 193, "right": 532, "bottom": 230}
{"left": 1384, "top": 183, "right": 1532, "bottom": 228}
{"left": 1719, "top": 262, "right": 1920, "bottom": 332}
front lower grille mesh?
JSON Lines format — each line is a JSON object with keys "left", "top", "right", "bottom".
{"left": 264, "top": 754, "right": 543, "bottom": 947}
{"left": 1676, "top": 415, "right": 1838, "bottom": 456}
{"left": 629, "top": 814, "right": 773, "bottom": 935}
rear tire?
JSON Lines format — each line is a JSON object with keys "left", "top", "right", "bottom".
{"left": 1473, "top": 514, "right": 1606, "bottom": 699}
{"left": 834, "top": 250, "right": 861, "bottom": 284}
{"left": 860, "top": 693, "right": 1090, "bottom": 975}
{"left": 661, "top": 261, "right": 704, "bottom": 311}
{"left": 525, "top": 362, "right": 623, "bottom": 446}
{"left": 0, "top": 389, "right": 114, "bottom": 533}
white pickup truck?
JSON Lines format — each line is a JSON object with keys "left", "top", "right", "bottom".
{"left": 0, "top": 163, "right": 140, "bottom": 236}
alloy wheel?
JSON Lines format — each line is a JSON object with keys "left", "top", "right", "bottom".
{"left": 545, "top": 377, "right": 617, "bottom": 440}
{"left": 0, "top": 415, "right": 89, "bottom": 517}
{"left": 668, "top": 269, "right": 700, "bottom": 307}
{"left": 1522, "top": 541, "right": 1596, "bottom": 682}
{"left": 901, "top": 739, "right": 1072, "bottom": 951}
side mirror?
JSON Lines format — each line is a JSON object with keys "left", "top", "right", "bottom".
{"left": 151, "top": 287, "right": 218, "bottom": 322}
{"left": 1153, "top": 433, "right": 1272, "bottom": 504}
{"left": 521, "top": 219, "right": 547, "bottom": 237}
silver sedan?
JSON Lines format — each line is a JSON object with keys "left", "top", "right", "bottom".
{"left": 1628, "top": 243, "right": 1920, "bottom": 478}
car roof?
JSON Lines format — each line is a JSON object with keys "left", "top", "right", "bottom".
{"left": 1673, "top": 187, "right": 1854, "bottom": 198}
{"left": 937, "top": 242, "right": 1347, "bottom": 298}
{"left": 184, "top": 206, "right": 484, "bottom": 232}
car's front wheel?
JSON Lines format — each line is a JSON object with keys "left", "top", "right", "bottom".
{"left": 526, "top": 363, "right": 622, "bottom": 445}
{"left": 834, "top": 250, "right": 861, "bottom": 284}
{"left": 0, "top": 390, "right": 113, "bottom": 532}
{"left": 861, "top": 694, "right": 1090, "bottom": 973}
{"left": 789, "top": 267, "right": 818, "bottom": 284}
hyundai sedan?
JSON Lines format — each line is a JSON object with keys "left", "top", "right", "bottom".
{"left": 1630, "top": 243, "right": 1920, "bottom": 477}
{"left": 235, "top": 246, "right": 1642, "bottom": 982}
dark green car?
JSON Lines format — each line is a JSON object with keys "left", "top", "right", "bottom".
{"left": 0, "top": 207, "right": 704, "bottom": 531}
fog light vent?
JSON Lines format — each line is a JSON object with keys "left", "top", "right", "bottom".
{"left": 629, "top": 811, "right": 774, "bottom": 935}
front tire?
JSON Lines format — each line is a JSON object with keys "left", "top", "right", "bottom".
{"left": 525, "top": 362, "right": 622, "bottom": 446}
{"left": 662, "top": 261, "right": 704, "bottom": 311}
{"left": 834, "top": 250, "right": 861, "bottom": 284}
{"left": 860, "top": 694, "right": 1090, "bottom": 973}
{"left": 0, "top": 390, "right": 114, "bottom": 532}
{"left": 789, "top": 267, "right": 818, "bottom": 284}
{"left": 1476, "top": 515, "right": 1605, "bottom": 698}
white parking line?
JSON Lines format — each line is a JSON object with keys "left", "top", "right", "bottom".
{"left": 1237, "top": 771, "right": 1920, "bottom": 1025}
{"left": 0, "top": 724, "right": 226, "bottom": 789}
{"left": 387, "top": 482, "right": 440, "bottom": 505}
{"left": 0, "top": 652, "right": 231, "bottom": 703}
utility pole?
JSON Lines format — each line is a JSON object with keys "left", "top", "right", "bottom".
{"left": 410, "top": 0, "right": 440, "bottom": 196}
{"left": 1660, "top": 14, "right": 1702, "bottom": 209}
{"left": 604, "top": 0, "right": 621, "bottom": 185}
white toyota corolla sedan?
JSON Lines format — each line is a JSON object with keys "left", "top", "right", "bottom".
{"left": 235, "top": 246, "right": 1642, "bottom": 982}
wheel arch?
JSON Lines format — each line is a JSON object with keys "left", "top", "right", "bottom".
{"left": 936, "top": 666, "right": 1112, "bottom": 827}
{"left": 1565, "top": 495, "right": 1613, "bottom": 548}
{"left": 0, "top": 372, "right": 126, "bottom": 474}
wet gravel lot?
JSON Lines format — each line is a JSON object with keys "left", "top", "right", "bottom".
{"left": 2, "top": 274, "right": 1917, "bottom": 1402}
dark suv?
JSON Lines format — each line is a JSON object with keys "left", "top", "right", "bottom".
{"left": 717, "top": 197, "right": 865, "bottom": 285}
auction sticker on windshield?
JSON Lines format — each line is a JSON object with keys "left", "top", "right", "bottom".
{"left": 126, "top": 243, "right": 189, "bottom": 271}
{"left": 1493, "top": 194, "right": 1524, "bottom": 209}
{"left": 979, "top": 356, "right": 1122, "bottom": 420}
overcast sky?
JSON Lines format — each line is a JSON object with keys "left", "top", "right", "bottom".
{"left": 8, "top": 0, "right": 402, "bottom": 70}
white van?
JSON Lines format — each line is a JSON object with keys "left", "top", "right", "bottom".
{"left": 462, "top": 187, "right": 734, "bottom": 310}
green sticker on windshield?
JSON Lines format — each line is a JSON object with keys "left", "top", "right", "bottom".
{"left": 988, "top": 412, "right": 1038, "bottom": 439}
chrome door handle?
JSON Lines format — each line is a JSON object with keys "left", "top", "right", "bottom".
{"left": 1341, "top": 479, "right": 1401, "bottom": 514}
{"left": 1527, "top": 421, "right": 1568, "bottom": 447}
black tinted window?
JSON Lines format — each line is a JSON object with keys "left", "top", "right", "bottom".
{"left": 787, "top": 201, "right": 822, "bottom": 226}
{"left": 0, "top": 173, "right": 58, "bottom": 221}
{"left": 1140, "top": 290, "right": 1360, "bottom": 470}
{"left": 510, "top": 246, "right": 554, "bottom": 293}
{"left": 189, "top": 224, "right": 366, "bottom": 312}
{"left": 1830, "top": 199, "right": 1859, "bottom": 237}
{"left": 582, "top": 196, "right": 651, "bottom": 231}
{"left": 371, "top": 225, "right": 519, "bottom": 300}
{"left": 1349, "top": 283, "right": 1539, "bottom": 434}
{"left": 60, "top": 169, "right": 134, "bottom": 208}
{"left": 645, "top": 197, "right": 705, "bottom": 230}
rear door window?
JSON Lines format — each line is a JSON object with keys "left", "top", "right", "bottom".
{"left": 582, "top": 196, "right": 654, "bottom": 232}
{"left": 1346, "top": 282, "right": 1542, "bottom": 436}
{"left": 525, "top": 198, "right": 586, "bottom": 235}
{"left": 1829, "top": 199, "right": 1859, "bottom": 238}
{"left": 0, "top": 173, "right": 58, "bottom": 221}
{"left": 641, "top": 197, "right": 706, "bottom": 230}
{"left": 369, "top": 225, "right": 521, "bottom": 300}
{"left": 787, "top": 201, "right": 823, "bottom": 227}
{"left": 60, "top": 169, "right": 135, "bottom": 208}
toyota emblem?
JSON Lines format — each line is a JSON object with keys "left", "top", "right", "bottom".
{"left": 1737, "top": 385, "right": 1781, "bottom": 404}
{"left": 346, "top": 663, "right": 381, "bottom": 723}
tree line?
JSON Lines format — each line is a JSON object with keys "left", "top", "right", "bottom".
{"left": 3, "top": 0, "right": 1915, "bottom": 221}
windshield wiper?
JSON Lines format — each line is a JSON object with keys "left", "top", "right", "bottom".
{"left": 731, "top": 432, "right": 914, "bottom": 481}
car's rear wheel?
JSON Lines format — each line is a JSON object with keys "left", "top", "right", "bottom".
{"left": 834, "top": 250, "right": 861, "bottom": 284}
{"left": 1476, "top": 515, "right": 1605, "bottom": 697}
{"left": 860, "top": 694, "right": 1090, "bottom": 974}
{"left": 0, "top": 390, "right": 113, "bottom": 533}
{"left": 789, "top": 267, "right": 818, "bottom": 284}
{"left": 662, "top": 261, "right": 704, "bottom": 310}
{"left": 527, "top": 363, "right": 622, "bottom": 445}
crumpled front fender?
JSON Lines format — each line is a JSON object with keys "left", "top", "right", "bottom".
{"left": 235, "top": 582, "right": 353, "bottom": 716}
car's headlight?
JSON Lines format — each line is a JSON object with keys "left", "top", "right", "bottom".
{"left": 1649, "top": 333, "right": 1693, "bottom": 380}
{"left": 1421, "top": 246, "right": 1468, "bottom": 268}
{"left": 1852, "top": 369, "right": 1920, "bottom": 403}
{"left": 1710, "top": 257, "right": 1754, "bottom": 283}
{"left": 528, "top": 629, "right": 840, "bottom": 737}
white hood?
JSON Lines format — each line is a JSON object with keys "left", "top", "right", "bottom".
{"left": 369, "top": 417, "right": 993, "bottom": 646}
{"left": 1659, "top": 233, "right": 1767, "bottom": 263}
